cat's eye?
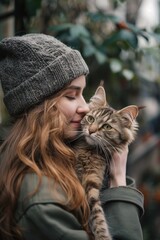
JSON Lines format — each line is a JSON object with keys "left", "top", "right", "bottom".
{"left": 103, "top": 124, "right": 112, "bottom": 130}
{"left": 86, "top": 115, "right": 95, "bottom": 123}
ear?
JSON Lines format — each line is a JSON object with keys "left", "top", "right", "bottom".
{"left": 118, "top": 105, "right": 139, "bottom": 126}
{"left": 119, "top": 105, "right": 139, "bottom": 119}
{"left": 89, "top": 86, "right": 108, "bottom": 109}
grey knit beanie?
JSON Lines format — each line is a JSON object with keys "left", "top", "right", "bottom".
{"left": 0, "top": 33, "right": 89, "bottom": 116}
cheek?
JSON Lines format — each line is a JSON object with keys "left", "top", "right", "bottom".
{"left": 58, "top": 102, "right": 76, "bottom": 119}
{"left": 108, "top": 130, "right": 122, "bottom": 144}
{"left": 101, "top": 130, "right": 119, "bottom": 144}
{"left": 81, "top": 119, "right": 90, "bottom": 133}
{"left": 65, "top": 107, "right": 77, "bottom": 120}
{"left": 82, "top": 125, "right": 89, "bottom": 134}
{"left": 62, "top": 108, "right": 72, "bottom": 119}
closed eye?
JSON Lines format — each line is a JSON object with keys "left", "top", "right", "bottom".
{"left": 65, "top": 96, "right": 76, "bottom": 100}
{"left": 103, "top": 124, "right": 112, "bottom": 130}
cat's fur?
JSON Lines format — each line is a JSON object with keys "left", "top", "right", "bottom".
{"left": 73, "top": 86, "right": 141, "bottom": 240}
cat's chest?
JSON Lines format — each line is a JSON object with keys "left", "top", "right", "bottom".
{"left": 76, "top": 149, "right": 106, "bottom": 170}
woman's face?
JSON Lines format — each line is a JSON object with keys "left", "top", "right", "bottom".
{"left": 57, "top": 75, "right": 89, "bottom": 139}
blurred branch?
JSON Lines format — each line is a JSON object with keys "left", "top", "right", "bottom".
{"left": 14, "top": 0, "right": 29, "bottom": 35}
{"left": 40, "top": 0, "right": 56, "bottom": 33}
{"left": 126, "top": 0, "right": 143, "bottom": 24}
{"left": 0, "top": 10, "right": 14, "bottom": 21}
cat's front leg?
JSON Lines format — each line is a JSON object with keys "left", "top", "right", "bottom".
{"left": 87, "top": 187, "right": 112, "bottom": 240}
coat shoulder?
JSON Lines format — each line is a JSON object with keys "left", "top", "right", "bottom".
{"left": 15, "top": 173, "right": 67, "bottom": 222}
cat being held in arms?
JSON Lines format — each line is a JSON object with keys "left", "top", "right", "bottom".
{"left": 73, "top": 85, "right": 143, "bottom": 240}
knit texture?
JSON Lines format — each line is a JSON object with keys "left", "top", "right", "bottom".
{"left": 0, "top": 34, "right": 89, "bottom": 116}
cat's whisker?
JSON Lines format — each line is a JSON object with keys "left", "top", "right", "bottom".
{"left": 95, "top": 136, "right": 111, "bottom": 164}
{"left": 96, "top": 135, "right": 118, "bottom": 155}
{"left": 67, "top": 131, "right": 84, "bottom": 142}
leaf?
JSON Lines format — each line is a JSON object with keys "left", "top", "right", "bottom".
{"left": 110, "top": 59, "right": 122, "bottom": 73}
{"left": 148, "top": 32, "right": 160, "bottom": 44}
{"left": 83, "top": 44, "right": 96, "bottom": 57}
{"left": 118, "top": 30, "right": 138, "bottom": 48}
{"left": 94, "top": 50, "right": 107, "bottom": 64}
{"left": 69, "top": 25, "right": 90, "bottom": 39}
{"left": 87, "top": 12, "right": 120, "bottom": 23}
{"left": 122, "top": 69, "right": 134, "bottom": 80}
{"left": 49, "top": 23, "right": 73, "bottom": 33}
{"left": 103, "top": 30, "right": 138, "bottom": 49}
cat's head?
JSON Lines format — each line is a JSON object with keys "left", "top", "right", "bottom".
{"left": 81, "top": 86, "right": 140, "bottom": 150}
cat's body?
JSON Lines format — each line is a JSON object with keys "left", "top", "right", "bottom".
{"left": 73, "top": 86, "right": 141, "bottom": 240}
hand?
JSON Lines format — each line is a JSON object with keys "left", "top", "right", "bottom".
{"left": 109, "top": 145, "right": 129, "bottom": 188}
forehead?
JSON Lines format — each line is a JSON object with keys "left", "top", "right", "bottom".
{"left": 87, "top": 107, "right": 120, "bottom": 125}
{"left": 86, "top": 108, "right": 110, "bottom": 124}
{"left": 89, "top": 107, "right": 114, "bottom": 117}
{"left": 69, "top": 75, "right": 86, "bottom": 88}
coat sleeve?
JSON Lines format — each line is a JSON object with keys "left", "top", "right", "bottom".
{"left": 101, "top": 177, "right": 144, "bottom": 240}
{"left": 19, "top": 202, "right": 89, "bottom": 240}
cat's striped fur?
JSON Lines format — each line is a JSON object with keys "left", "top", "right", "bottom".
{"left": 73, "top": 86, "right": 141, "bottom": 240}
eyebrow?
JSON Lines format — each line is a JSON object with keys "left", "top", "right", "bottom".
{"left": 65, "top": 85, "right": 83, "bottom": 91}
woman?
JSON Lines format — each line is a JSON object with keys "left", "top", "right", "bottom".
{"left": 0, "top": 34, "right": 144, "bottom": 240}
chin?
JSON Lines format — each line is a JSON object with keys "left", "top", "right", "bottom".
{"left": 64, "top": 131, "right": 78, "bottom": 140}
{"left": 85, "top": 135, "right": 95, "bottom": 146}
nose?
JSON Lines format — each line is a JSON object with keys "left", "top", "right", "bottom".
{"left": 89, "top": 124, "right": 98, "bottom": 134}
{"left": 77, "top": 98, "right": 90, "bottom": 115}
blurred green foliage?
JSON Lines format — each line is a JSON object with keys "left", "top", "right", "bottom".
{"left": 1, "top": 0, "right": 160, "bottom": 130}
{"left": 1, "top": 0, "right": 160, "bottom": 104}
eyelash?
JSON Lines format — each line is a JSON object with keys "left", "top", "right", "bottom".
{"left": 65, "top": 96, "right": 76, "bottom": 100}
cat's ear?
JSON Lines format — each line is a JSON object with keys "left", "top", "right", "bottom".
{"left": 89, "top": 86, "right": 108, "bottom": 109}
{"left": 118, "top": 105, "right": 139, "bottom": 126}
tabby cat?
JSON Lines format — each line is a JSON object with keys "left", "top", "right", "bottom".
{"left": 73, "top": 86, "right": 141, "bottom": 240}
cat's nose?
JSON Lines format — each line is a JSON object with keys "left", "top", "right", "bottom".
{"left": 89, "top": 124, "right": 98, "bottom": 134}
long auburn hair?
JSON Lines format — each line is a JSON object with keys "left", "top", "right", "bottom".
{"left": 0, "top": 90, "right": 89, "bottom": 240}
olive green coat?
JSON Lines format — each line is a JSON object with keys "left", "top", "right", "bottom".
{"left": 15, "top": 174, "right": 144, "bottom": 240}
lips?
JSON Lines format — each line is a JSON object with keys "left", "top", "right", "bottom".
{"left": 71, "top": 118, "right": 82, "bottom": 123}
{"left": 70, "top": 120, "right": 82, "bottom": 128}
